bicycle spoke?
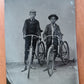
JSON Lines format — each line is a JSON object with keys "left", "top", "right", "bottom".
{"left": 61, "top": 41, "right": 69, "bottom": 64}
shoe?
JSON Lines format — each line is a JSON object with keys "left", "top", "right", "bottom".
{"left": 43, "top": 68, "right": 48, "bottom": 72}
{"left": 21, "top": 66, "right": 27, "bottom": 72}
{"left": 53, "top": 67, "right": 56, "bottom": 70}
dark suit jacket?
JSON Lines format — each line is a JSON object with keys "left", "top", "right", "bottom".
{"left": 43, "top": 23, "right": 62, "bottom": 45}
{"left": 23, "top": 19, "right": 41, "bottom": 36}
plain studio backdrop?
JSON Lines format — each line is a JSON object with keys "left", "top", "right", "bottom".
{"left": 5, "top": 0, "right": 77, "bottom": 63}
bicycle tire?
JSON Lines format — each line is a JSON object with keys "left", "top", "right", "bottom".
{"left": 27, "top": 47, "right": 33, "bottom": 79}
{"left": 60, "top": 41, "right": 69, "bottom": 65}
{"left": 47, "top": 45, "right": 54, "bottom": 77}
{"left": 37, "top": 41, "right": 45, "bottom": 66}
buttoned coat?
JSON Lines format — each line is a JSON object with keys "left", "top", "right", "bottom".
{"left": 43, "top": 24, "right": 62, "bottom": 45}
{"left": 23, "top": 19, "right": 41, "bottom": 36}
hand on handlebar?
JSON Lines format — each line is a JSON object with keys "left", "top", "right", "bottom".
{"left": 43, "top": 35, "right": 63, "bottom": 42}
{"left": 23, "top": 34, "right": 41, "bottom": 39}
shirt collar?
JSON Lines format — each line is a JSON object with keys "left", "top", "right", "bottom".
{"left": 30, "top": 18, "right": 35, "bottom": 21}
{"left": 51, "top": 23, "right": 56, "bottom": 28}
{"left": 51, "top": 23, "right": 55, "bottom": 26}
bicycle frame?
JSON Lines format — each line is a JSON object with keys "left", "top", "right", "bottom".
{"left": 44, "top": 34, "right": 69, "bottom": 77}
{"left": 45, "top": 35, "right": 60, "bottom": 76}
{"left": 24, "top": 34, "right": 41, "bottom": 78}
{"left": 44, "top": 34, "right": 62, "bottom": 51}
{"left": 24, "top": 34, "right": 41, "bottom": 48}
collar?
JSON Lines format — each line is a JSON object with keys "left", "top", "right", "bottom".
{"left": 51, "top": 23, "right": 56, "bottom": 28}
{"left": 30, "top": 18, "right": 35, "bottom": 21}
{"left": 51, "top": 23, "right": 56, "bottom": 26}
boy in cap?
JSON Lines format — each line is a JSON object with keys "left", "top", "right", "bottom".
{"left": 43, "top": 14, "right": 63, "bottom": 61}
{"left": 22, "top": 9, "right": 42, "bottom": 70}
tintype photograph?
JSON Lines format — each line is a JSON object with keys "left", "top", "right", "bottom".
{"left": 5, "top": 0, "right": 79, "bottom": 84}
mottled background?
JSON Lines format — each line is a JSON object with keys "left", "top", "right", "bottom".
{"left": 5, "top": 0, "right": 77, "bottom": 63}
{"left": 5, "top": 0, "right": 79, "bottom": 84}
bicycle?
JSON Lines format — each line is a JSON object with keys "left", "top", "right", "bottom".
{"left": 44, "top": 35, "right": 69, "bottom": 76}
{"left": 23, "top": 34, "right": 45, "bottom": 79}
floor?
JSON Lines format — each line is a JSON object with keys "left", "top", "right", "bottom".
{"left": 6, "top": 61, "right": 79, "bottom": 84}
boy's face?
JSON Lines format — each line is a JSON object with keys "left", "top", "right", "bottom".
{"left": 50, "top": 17, "right": 56, "bottom": 24}
{"left": 29, "top": 12, "right": 36, "bottom": 19}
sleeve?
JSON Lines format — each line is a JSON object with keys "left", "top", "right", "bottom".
{"left": 36, "top": 21, "right": 42, "bottom": 36}
{"left": 57, "top": 26, "right": 63, "bottom": 40}
{"left": 22, "top": 20, "right": 27, "bottom": 35}
{"left": 57, "top": 25, "right": 63, "bottom": 36}
{"left": 43, "top": 25, "right": 48, "bottom": 40}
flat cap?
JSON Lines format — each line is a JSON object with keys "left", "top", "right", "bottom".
{"left": 29, "top": 9, "right": 36, "bottom": 13}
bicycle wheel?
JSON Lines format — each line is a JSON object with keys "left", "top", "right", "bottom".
{"left": 37, "top": 41, "right": 45, "bottom": 66}
{"left": 60, "top": 41, "right": 69, "bottom": 65}
{"left": 47, "top": 45, "right": 55, "bottom": 77}
{"left": 27, "top": 47, "right": 33, "bottom": 79}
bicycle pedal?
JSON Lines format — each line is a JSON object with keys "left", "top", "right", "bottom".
{"left": 30, "top": 66, "right": 36, "bottom": 69}
{"left": 43, "top": 68, "right": 48, "bottom": 72}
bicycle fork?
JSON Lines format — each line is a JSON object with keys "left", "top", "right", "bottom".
{"left": 27, "top": 35, "right": 33, "bottom": 79}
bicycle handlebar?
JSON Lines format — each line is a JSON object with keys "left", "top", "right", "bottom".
{"left": 23, "top": 34, "right": 41, "bottom": 39}
{"left": 44, "top": 35, "right": 61, "bottom": 41}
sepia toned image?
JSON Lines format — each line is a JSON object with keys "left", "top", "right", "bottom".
{"left": 5, "top": 0, "right": 79, "bottom": 84}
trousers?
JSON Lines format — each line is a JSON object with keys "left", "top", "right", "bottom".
{"left": 24, "top": 37, "right": 37, "bottom": 65}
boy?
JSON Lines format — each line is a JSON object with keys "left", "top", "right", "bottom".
{"left": 22, "top": 10, "right": 42, "bottom": 70}
{"left": 43, "top": 14, "right": 62, "bottom": 60}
